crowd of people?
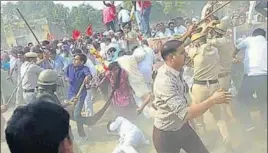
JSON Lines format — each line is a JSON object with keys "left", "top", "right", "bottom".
{"left": 1, "top": 1, "right": 267, "bottom": 153}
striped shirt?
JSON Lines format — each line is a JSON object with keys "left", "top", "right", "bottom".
{"left": 153, "top": 64, "right": 188, "bottom": 131}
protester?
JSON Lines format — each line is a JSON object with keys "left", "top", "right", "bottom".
{"left": 136, "top": 0, "right": 152, "bottom": 37}
{"left": 136, "top": 40, "right": 156, "bottom": 89}
{"left": 65, "top": 53, "right": 92, "bottom": 143}
{"left": 8, "top": 50, "right": 25, "bottom": 107}
{"left": 99, "top": 61, "right": 133, "bottom": 107}
{"left": 102, "top": 1, "right": 116, "bottom": 32}
{"left": 155, "top": 22, "right": 172, "bottom": 37}
{"left": 1, "top": 2, "right": 267, "bottom": 153}
{"left": 49, "top": 49, "right": 65, "bottom": 74}
{"left": 234, "top": 28, "right": 267, "bottom": 131}
{"left": 107, "top": 116, "right": 149, "bottom": 153}
{"left": 118, "top": 5, "right": 131, "bottom": 29}
{"left": 116, "top": 46, "right": 154, "bottom": 118}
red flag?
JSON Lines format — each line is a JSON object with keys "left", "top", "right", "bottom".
{"left": 72, "top": 29, "right": 81, "bottom": 40}
{"left": 85, "top": 24, "right": 93, "bottom": 36}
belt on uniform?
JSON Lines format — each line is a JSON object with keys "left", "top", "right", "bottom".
{"left": 218, "top": 72, "right": 230, "bottom": 78}
{"left": 23, "top": 89, "right": 35, "bottom": 93}
{"left": 193, "top": 79, "right": 219, "bottom": 85}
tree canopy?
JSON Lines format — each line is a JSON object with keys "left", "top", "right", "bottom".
{"left": 1, "top": 1, "right": 206, "bottom": 34}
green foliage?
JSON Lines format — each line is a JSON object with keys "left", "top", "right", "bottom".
{"left": 1, "top": 1, "right": 102, "bottom": 34}
{"left": 162, "top": 1, "right": 185, "bottom": 14}
{"left": 122, "top": 1, "right": 133, "bottom": 10}
{"left": 1, "top": 1, "right": 206, "bottom": 35}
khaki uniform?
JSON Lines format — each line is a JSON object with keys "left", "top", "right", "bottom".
{"left": 20, "top": 61, "right": 43, "bottom": 103}
{"left": 208, "top": 37, "right": 235, "bottom": 122}
{"left": 189, "top": 43, "right": 231, "bottom": 144}
{"left": 188, "top": 43, "right": 221, "bottom": 121}
{"left": 208, "top": 37, "right": 234, "bottom": 90}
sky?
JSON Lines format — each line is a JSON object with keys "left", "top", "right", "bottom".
{"left": 1, "top": 1, "right": 123, "bottom": 10}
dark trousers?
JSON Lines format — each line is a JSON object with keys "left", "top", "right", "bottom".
{"left": 73, "top": 94, "right": 87, "bottom": 137}
{"left": 153, "top": 123, "right": 209, "bottom": 153}
{"left": 121, "top": 21, "right": 132, "bottom": 28}
{"left": 235, "top": 75, "right": 267, "bottom": 129}
{"left": 105, "top": 21, "right": 115, "bottom": 32}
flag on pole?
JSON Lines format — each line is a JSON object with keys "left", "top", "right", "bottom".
{"left": 72, "top": 29, "right": 81, "bottom": 40}
{"left": 85, "top": 24, "right": 93, "bottom": 36}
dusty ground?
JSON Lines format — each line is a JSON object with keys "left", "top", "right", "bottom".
{"left": 1, "top": 99, "right": 267, "bottom": 153}
{"left": 1, "top": 71, "right": 266, "bottom": 153}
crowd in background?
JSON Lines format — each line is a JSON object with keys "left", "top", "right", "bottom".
{"left": 0, "top": 1, "right": 267, "bottom": 153}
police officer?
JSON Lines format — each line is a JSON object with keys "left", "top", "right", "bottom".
{"left": 207, "top": 17, "right": 233, "bottom": 91}
{"left": 20, "top": 52, "right": 43, "bottom": 103}
{"left": 34, "top": 69, "right": 61, "bottom": 105}
{"left": 34, "top": 69, "right": 83, "bottom": 153}
{"left": 206, "top": 18, "right": 236, "bottom": 123}
{"left": 188, "top": 32, "right": 233, "bottom": 151}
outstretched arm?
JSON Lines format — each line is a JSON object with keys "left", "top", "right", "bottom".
{"left": 137, "top": 93, "right": 154, "bottom": 115}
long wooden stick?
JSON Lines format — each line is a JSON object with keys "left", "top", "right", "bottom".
{"left": 16, "top": 8, "right": 44, "bottom": 51}
{"left": 197, "top": 1, "right": 232, "bottom": 26}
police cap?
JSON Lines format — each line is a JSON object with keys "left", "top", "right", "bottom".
{"left": 24, "top": 52, "right": 38, "bottom": 58}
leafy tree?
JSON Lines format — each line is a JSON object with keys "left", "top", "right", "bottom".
{"left": 1, "top": 1, "right": 207, "bottom": 36}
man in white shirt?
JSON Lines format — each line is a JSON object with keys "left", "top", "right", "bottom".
{"left": 107, "top": 116, "right": 149, "bottom": 153}
{"left": 234, "top": 28, "right": 267, "bottom": 131}
{"left": 116, "top": 48, "right": 154, "bottom": 118}
{"left": 155, "top": 23, "right": 172, "bottom": 38}
{"left": 174, "top": 17, "right": 187, "bottom": 35}
{"left": 136, "top": 40, "right": 156, "bottom": 88}
{"left": 118, "top": 6, "right": 131, "bottom": 29}
{"left": 100, "top": 37, "right": 120, "bottom": 59}
{"left": 9, "top": 49, "right": 18, "bottom": 80}
{"left": 9, "top": 51, "right": 25, "bottom": 107}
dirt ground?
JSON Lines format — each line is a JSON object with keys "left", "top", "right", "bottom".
{"left": 1, "top": 71, "right": 266, "bottom": 153}
{"left": 1, "top": 98, "right": 267, "bottom": 153}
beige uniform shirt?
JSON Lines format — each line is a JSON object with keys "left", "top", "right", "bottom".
{"left": 116, "top": 50, "right": 150, "bottom": 97}
{"left": 208, "top": 37, "right": 234, "bottom": 73}
{"left": 188, "top": 43, "right": 220, "bottom": 81}
{"left": 20, "top": 61, "right": 43, "bottom": 90}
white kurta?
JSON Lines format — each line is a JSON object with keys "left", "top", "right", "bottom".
{"left": 116, "top": 49, "right": 150, "bottom": 98}
{"left": 109, "top": 117, "right": 149, "bottom": 153}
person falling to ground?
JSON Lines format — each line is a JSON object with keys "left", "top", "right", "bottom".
{"left": 107, "top": 116, "right": 149, "bottom": 153}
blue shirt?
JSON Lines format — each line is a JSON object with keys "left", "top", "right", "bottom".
{"left": 51, "top": 55, "right": 65, "bottom": 73}
{"left": 39, "top": 60, "right": 52, "bottom": 69}
{"left": 63, "top": 56, "right": 74, "bottom": 72}
{"left": 1, "top": 61, "right": 10, "bottom": 71}
{"left": 65, "top": 64, "right": 91, "bottom": 99}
